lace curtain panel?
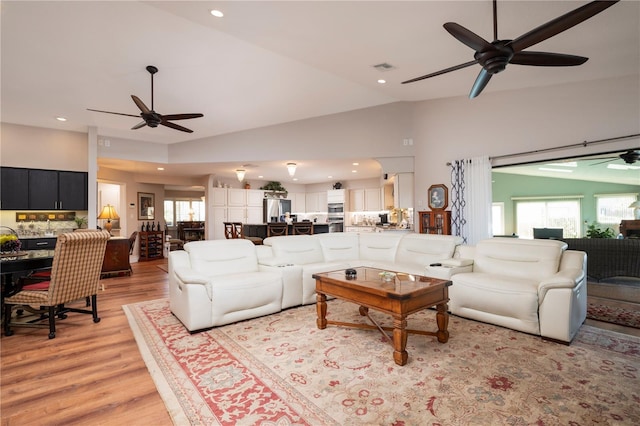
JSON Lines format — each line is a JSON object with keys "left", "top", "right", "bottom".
{"left": 450, "top": 155, "right": 493, "bottom": 245}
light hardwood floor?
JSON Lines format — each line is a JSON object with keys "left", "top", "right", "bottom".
{"left": 2, "top": 259, "right": 638, "bottom": 425}
{"left": 1, "top": 259, "right": 171, "bottom": 426}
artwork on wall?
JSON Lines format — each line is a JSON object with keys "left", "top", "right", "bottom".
{"left": 428, "top": 184, "right": 448, "bottom": 210}
{"left": 138, "top": 192, "right": 155, "bottom": 220}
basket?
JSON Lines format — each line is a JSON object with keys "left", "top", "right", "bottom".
{"left": 0, "top": 226, "right": 26, "bottom": 259}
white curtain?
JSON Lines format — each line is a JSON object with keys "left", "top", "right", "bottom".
{"left": 450, "top": 155, "right": 493, "bottom": 245}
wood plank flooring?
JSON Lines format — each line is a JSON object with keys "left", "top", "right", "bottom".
{"left": 2, "top": 259, "right": 638, "bottom": 425}
{"left": 1, "top": 259, "right": 171, "bottom": 426}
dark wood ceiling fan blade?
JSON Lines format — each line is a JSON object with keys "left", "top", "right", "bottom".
{"left": 161, "top": 120, "right": 193, "bottom": 133}
{"left": 444, "top": 22, "right": 494, "bottom": 51}
{"left": 469, "top": 69, "right": 492, "bottom": 99}
{"left": 162, "top": 113, "right": 204, "bottom": 121}
{"left": 510, "top": 51, "right": 588, "bottom": 66}
{"left": 508, "top": 1, "right": 619, "bottom": 53}
{"left": 402, "top": 60, "right": 478, "bottom": 84}
{"left": 131, "top": 95, "right": 151, "bottom": 114}
{"left": 87, "top": 108, "right": 140, "bottom": 118}
{"left": 131, "top": 121, "right": 147, "bottom": 130}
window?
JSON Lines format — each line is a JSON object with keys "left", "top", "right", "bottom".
{"left": 164, "top": 198, "right": 205, "bottom": 226}
{"left": 492, "top": 202, "right": 505, "bottom": 235}
{"left": 594, "top": 193, "right": 637, "bottom": 224}
{"left": 513, "top": 196, "right": 582, "bottom": 239}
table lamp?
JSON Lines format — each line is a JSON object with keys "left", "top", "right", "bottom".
{"left": 97, "top": 204, "right": 119, "bottom": 235}
{"left": 630, "top": 200, "right": 640, "bottom": 220}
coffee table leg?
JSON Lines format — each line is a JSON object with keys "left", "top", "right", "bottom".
{"left": 392, "top": 316, "right": 408, "bottom": 366}
{"left": 316, "top": 293, "right": 327, "bottom": 329}
{"left": 436, "top": 302, "right": 449, "bottom": 343}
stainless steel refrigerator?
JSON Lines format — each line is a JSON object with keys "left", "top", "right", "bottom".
{"left": 263, "top": 198, "right": 292, "bottom": 223}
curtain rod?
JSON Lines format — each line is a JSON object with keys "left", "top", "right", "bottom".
{"left": 446, "top": 133, "right": 640, "bottom": 165}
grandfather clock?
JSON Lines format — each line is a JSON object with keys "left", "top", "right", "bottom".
{"left": 419, "top": 184, "right": 451, "bottom": 235}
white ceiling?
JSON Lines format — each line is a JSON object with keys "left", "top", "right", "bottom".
{"left": 2, "top": 1, "right": 639, "bottom": 185}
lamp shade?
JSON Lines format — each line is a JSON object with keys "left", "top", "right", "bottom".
{"left": 97, "top": 204, "right": 119, "bottom": 234}
{"left": 236, "top": 169, "right": 246, "bottom": 182}
{"left": 630, "top": 200, "right": 640, "bottom": 219}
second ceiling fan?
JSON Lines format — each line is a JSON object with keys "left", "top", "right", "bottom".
{"left": 88, "top": 65, "right": 203, "bottom": 133}
{"left": 402, "top": 0, "right": 619, "bottom": 98}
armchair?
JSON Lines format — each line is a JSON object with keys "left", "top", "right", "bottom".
{"left": 3, "top": 230, "right": 110, "bottom": 339}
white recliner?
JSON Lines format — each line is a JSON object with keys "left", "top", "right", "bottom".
{"left": 169, "top": 239, "right": 283, "bottom": 331}
{"left": 449, "top": 238, "right": 587, "bottom": 343}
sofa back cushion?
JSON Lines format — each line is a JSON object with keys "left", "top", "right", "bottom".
{"left": 358, "top": 233, "right": 404, "bottom": 262}
{"left": 266, "top": 235, "right": 325, "bottom": 265}
{"left": 316, "top": 233, "right": 360, "bottom": 262}
{"left": 473, "top": 238, "right": 567, "bottom": 280}
{"left": 395, "top": 234, "right": 463, "bottom": 265}
{"left": 184, "top": 239, "right": 258, "bottom": 276}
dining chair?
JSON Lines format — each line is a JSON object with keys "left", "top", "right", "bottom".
{"left": 223, "top": 222, "right": 237, "bottom": 239}
{"left": 128, "top": 231, "right": 138, "bottom": 255}
{"left": 292, "top": 222, "right": 314, "bottom": 235}
{"left": 267, "top": 222, "right": 288, "bottom": 237}
{"left": 232, "top": 222, "right": 263, "bottom": 245}
{"left": 3, "top": 230, "right": 110, "bottom": 339}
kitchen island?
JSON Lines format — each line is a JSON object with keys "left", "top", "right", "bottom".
{"left": 244, "top": 223, "right": 329, "bottom": 239}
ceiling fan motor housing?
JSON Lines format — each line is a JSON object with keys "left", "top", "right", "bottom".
{"left": 475, "top": 41, "right": 514, "bottom": 74}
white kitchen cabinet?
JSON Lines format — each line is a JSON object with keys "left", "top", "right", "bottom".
{"left": 227, "top": 206, "right": 245, "bottom": 222}
{"left": 246, "top": 189, "right": 264, "bottom": 207}
{"left": 327, "top": 189, "right": 346, "bottom": 203}
{"left": 349, "top": 189, "right": 365, "bottom": 212}
{"left": 306, "top": 191, "right": 328, "bottom": 213}
{"left": 365, "top": 188, "right": 382, "bottom": 211}
{"left": 211, "top": 187, "right": 227, "bottom": 206}
{"left": 290, "top": 192, "right": 306, "bottom": 213}
{"left": 246, "top": 206, "right": 263, "bottom": 224}
{"left": 211, "top": 206, "right": 227, "bottom": 240}
{"left": 393, "top": 173, "right": 414, "bottom": 209}
{"left": 227, "top": 188, "right": 246, "bottom": 206}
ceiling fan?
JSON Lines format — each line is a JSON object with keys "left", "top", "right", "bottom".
{"left": 591, "top": 149, "right": 640, "bottom": 166}
{"left": 88, "top": 65, "right": 203, "bottom": 133}
{"left": 402, "top": 0, "right": 619, "bottom": 98}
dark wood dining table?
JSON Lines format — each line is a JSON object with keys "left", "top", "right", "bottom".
{"left": 0, "top": 250, "right": 55, "bottom": 296}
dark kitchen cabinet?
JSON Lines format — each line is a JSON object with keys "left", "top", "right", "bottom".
{"left": 1, "top": 167, "right": 29, "bottom": 209}
{"left": 28, "top": 169, "right": 88, "bottom": 210}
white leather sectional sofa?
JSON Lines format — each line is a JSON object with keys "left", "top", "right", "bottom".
{"left": 168, "top": 233, "right": 465, "bottom": 331}
{"left": 168, "top": 234, "right": 587, "bottom": 343}
{"left": 449, "top": 238, "right": 587, "bottom": 343}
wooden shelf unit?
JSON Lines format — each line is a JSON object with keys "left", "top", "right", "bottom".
{"left": 139, "top": 230, "right": 164, "bottom": 261}
{"left": 418, "top": 210, "right": 452, "bottom": 235}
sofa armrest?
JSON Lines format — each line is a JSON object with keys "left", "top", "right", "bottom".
{"left": 538, "top": 268, "right": 585, "bottom": 301}
{"left": 440, "top": 258, "right": 473, "bottom": 267}
{"left": 258, "top": 257, "right": 292, "bottom": 267}
{"left": 174, "top": 267, "right": 211, "bottom": 285}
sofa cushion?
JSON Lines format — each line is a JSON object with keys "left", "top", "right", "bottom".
{"left": 395, "top": 233, "right": 463, "bottom": 266}
{"left": 266, "top": 235, "right": 325, "bottom": 265}
{"left": 358, "top": 233, "right": 403, "bottom": 262}
{"left": 473, "top": 238, "right": 566, "bottom": 281}
{"left": 315, "top": 233, "right": 360, "bottom": 262}
{"left": 184, "top": 239, "right": 259, "bottom": 276}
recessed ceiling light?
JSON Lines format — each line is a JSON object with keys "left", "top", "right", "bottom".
{"left": 56, "top": 117, "right": 67, "bottom": 122}
{"left": 210, "top": 9, "right": 224, "bottom": 18}
{"left": 377, "top": 79, "right": 386, "bottom": 84}
{"left": 157, "top": 167, "right": 164, "bottom": 171}
{"left": 293, "top": 178, "right": 298, "bottom": 181}
{"left": 352, "top": 162, "right": 359, "bottom": 166}
{"left": 258, "top": 175, "right": 264, "bottom": 179}
{"left": 352, "top": 170, "right": 357, "bottom": 173}
{"left": 327, "top": 176, "right": 333, "bottom": 179}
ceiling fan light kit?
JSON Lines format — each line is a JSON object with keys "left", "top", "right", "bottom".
{"left": 402, "top": 0, "right": 619, "bottom": 99}
{"left": 88, "top": 65, "right": 204, "bottom": 133}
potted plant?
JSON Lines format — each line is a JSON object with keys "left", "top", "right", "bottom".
{"left": 74, "top": 216, "right": 88, "bottom": 229}
{"left": 585, "top": 222, "right": 615, "bottom": 238}
{"left": 260, "top": 181, "right": 286, "bottom": 192}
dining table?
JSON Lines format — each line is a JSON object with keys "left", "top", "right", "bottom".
{"left": 1, "top": 249, "right": 55, "bottom": 297}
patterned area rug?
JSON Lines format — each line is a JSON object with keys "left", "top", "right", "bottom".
{"left": 124, "top": 299, "right": 640, "bottom": 425}
{"left": 587, "top": 301, "right": 640, "bottom": 329}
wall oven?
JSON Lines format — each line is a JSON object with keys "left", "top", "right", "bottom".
{"left": 327, "top": 202, "right": 344, "bottom": 232}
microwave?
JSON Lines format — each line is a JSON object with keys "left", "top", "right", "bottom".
{"left": 328, "top": 203, "right": 344, "bottom": 214}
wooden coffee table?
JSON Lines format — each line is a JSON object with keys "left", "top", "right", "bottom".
{"left": 313, "top": 267, "right": 451, "bottom": 366}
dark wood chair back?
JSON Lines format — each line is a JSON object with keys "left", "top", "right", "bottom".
{"left": 267, "top": 222, "right": 288, "bottom": 237}
{"left": 292, "top": 222, "right": 314, "bottom": 235}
